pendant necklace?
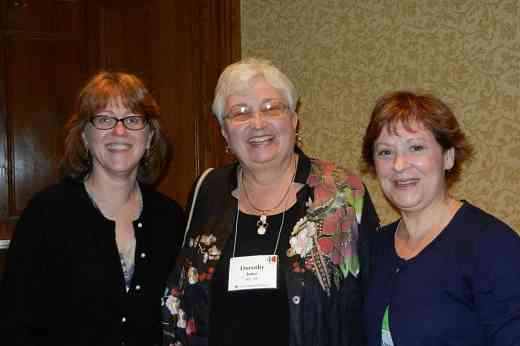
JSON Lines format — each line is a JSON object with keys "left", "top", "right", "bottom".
{"left": 241, "top": 157, "right": 296, "bottom": 235}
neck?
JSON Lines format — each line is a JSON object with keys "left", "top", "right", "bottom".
{"left": 242, "top": 153, "right": 296, "bottom": 188}
{"left": 84, "top": 170, "right": 141, "bottom": 219}
{"left": 86, "top": 173, "right": 137, "bottom": 203}
{"left": 239, "top": 153, "right": 297, "bottom": 215}
{"left": 400, "top": 195, "right": 454, "bottom": 238}
{"left": 396, "top": 195, "right": 459, "bottom": 258}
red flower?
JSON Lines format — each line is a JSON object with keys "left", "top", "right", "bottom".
{"left": 313, "top": 184, "right": 334, "bottom": 206}
{"left": 171, "top": 288, "right": 183, "bottom": 297}
{"left": 318, "top": 237, "right": 334, "bottom": 255}
{"left": 307, "top": 174, "right": 320, "bottom": 187}
{"left": 322, "top": 208, "right": 346, "bottom": 234}
{"left": 186, "top": 318, "right": 197, "bottom": 336}
{"left": 345, "top": 174, "right": 364, "bottom": 196}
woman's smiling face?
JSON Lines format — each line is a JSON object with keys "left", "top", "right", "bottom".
{"left": 373, "top": 121, "right": 454, "bottom": 214}
{"left": 221, "top": 75, "right": 297, "bottom": 170}
{"left": 82, "top": 99, "right": 153, "bottom": 180}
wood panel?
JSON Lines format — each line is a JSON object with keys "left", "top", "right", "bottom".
{"left": 0, "top": 0, "right": 87, "bottom": 239}
{"left": 194, "top": 0, "right": 241, "bottom": 172}
{"left": 0, "top": 0, "right": 240, "bottom": 248}
{"left": 0, "top": 35, "right": 8, "bottom": 237}
{"left": 87, "top": 0, "right": 240, "bottom": 206}
{"left": 9, "top": 34, "right": 83, "bottom": 213}
{"left": 3, "top": 0, "right": 83, "bottom": 34}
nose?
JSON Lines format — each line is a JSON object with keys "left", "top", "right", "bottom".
{"left": 112, "top": 120, "right": 127, "bottom": 135}
{"left": 392, "top": 152, "right": 409, "bottom": 172}
{"left": 249, "top": 111, "right": 266, "bottom": 129}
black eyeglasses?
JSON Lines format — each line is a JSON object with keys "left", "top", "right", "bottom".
{"left": 89, "top": 115, "right": 148, "bottom": 130}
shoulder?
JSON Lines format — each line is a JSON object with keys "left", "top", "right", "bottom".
{"left": 13, "top": 179, "right": 85, "bottom": 244}
{"left": 374, "top": 220, "right": 398, "bottom": 243}
{"left": 202, "top": 164, "right": 235, "bottom": 185}
{"left": 456, "top": 202, "right": 517, "bottom": 238}
{"left": 140, "top": 185, "right": 184, "bottom": 218}
{"left": 450, "top": 202, "right": 520, "bottom": 259}
{"left": 24, "top": 179, "right": 83, "bottom": 210}
{"left": 195, "top": 164, "right": 236, "bottom": 197}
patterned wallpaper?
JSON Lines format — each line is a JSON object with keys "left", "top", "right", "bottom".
{"left": 241, "top": 0, "right": 520, "bottom": 231}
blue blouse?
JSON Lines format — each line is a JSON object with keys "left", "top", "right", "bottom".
{"left": 363, "top": 202, "right": 520, "bottom": 346}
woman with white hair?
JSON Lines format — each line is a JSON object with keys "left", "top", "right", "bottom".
{"left": 162, "top": 58, "right": 379, "bottom": 346}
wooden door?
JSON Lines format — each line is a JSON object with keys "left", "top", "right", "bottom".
{"left": 0, "top": 0, "right": 240, "bottom": 272}
{"left": 0, "top": 0, "right": 87, "bottom": 245}
{"left": 86, "top": 0, "right": 239, "bottom": 204}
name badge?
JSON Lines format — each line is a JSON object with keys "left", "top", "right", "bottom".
{"left": 228, "top": 255, "right": 278, "bottom": 291}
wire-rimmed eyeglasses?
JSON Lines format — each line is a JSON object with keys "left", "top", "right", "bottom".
{"left": 223, "top": 100, "right": 290, "bottom": 123}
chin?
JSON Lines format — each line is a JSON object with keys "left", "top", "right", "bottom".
{"left": 387, "top": 195, "right": 422, "bottom": 211}
{"left": 246, "top": 151, "right": 278, "bottom": 164}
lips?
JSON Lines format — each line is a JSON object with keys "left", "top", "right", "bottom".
{"left": 106, "top": 143, "right": 132, "bottom": 151}
{"left": 393, "top": 178, "right": 419, "bottom": 188}
{"left": 248, "top": 135, "right": 274, "bottom": 145}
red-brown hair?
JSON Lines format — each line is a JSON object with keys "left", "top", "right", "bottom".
{"left": 60, "top": 71, "right": 169, "bottom": 184}
{"left": 362, "top": 91, "right": 473, "bottom": 187}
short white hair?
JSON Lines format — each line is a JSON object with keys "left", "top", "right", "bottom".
{"left": 212, "top": 57, "right": 299, "bottom": 125}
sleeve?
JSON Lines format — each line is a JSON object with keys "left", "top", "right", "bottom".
{"left": 474, "top": 220, "right": 520, "bottom": 345}
{"left": 358, "top": 186, "right": 380, "bottom": 296}
{"left": 165, "top": 201, "right": 187, "bottom": 275}
{"left": 0, "top": 195, "right": 49, "bottom": 346}
{"left": 341, "top": 186, "right": 380, "bottom": 346}
{"left": 162, "top": 171, "right": 211, "bottom": 346}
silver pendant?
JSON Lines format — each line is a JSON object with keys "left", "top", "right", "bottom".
{"left": 257, "top": 214, "right": 268, "bottom": 235}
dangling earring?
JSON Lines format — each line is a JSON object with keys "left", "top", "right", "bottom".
{"left": 296, "top": 131, "right": 303, "bottom": 147}
{"left": 84, "top": 145, "right": 91, "bottom": 159}
{"left": 225, "top": 144, "right": 232, "bottom": 155}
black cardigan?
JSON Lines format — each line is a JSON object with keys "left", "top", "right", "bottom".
{"left": 162, "top": 149, "right": 380, "bottom": 346}
{"left": 0, "top": 178, "right": 184, "bottom": 346}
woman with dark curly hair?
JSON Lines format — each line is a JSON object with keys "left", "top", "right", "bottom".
{"left": 361, "top": 91, "right": 520, "bottom": 346}
{"left": 0, "top": 72, "right": 184, "bottom": 346}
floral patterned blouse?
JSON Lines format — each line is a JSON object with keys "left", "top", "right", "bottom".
{"left": 162, "top": 149, "right": 379, "bottom": 346}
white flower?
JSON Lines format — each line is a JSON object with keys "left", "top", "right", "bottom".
{"left": 208, "top": 245, "right": 221, "bottom": 260}
{"left": 200, "top": 233, "right": 216, "bottom": 245}
{"left": 292, "top": 216, "right": 308, "bottom": 235}
{"left": 176, "top": 309, "right": 186, "bottom": 328}
{"left": 165, "top": 295, "right": 180, "bottom": 315}
{"left": 289, "top": 219, "right": 316, "bottom": 257}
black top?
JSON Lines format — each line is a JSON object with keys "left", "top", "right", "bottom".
{"left": 0, "top": 178, "right": 185, "bottom": 346}
{"left": 210, "top": 204, "right": 298, "bottom": 346}
{"left": 162, "top": 149, "right": 381, "bottom": 346}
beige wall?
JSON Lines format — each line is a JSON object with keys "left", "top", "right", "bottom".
{"left": 242, "top": 0, "right": 520, "bottom": 231}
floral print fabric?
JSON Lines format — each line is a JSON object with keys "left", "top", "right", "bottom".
{"left": 288, "top": 158, "right": 364, "bottom": 295}
{"left": 162, "top": 151, "right": 377, "bottom": 346}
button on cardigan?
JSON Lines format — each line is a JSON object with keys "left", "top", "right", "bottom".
{"left": 0, "top": 178, "right": 185, "bottom": 346}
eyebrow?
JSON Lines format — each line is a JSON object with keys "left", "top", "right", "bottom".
{"left": 375, "top": 135, "right": 427, "bottom": 146}
{"left": 229, "top": 98, "right": 282, "bottom": 108}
